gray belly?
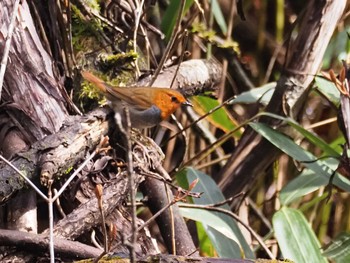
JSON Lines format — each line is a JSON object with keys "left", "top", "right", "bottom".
{"left": 112, "top": 103, "right": 162, "bottom": 129}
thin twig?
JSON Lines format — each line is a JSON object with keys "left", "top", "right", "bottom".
{"left": 194, "top": 154, "right": 230, "bottom": 170}
{"left": 177, "top": 117, "right": 248, "bottom": 169}
{"left": 133, "top": 0, "right": 145, "bottom": 76}
{"left": 117, "top": 108, "right": 137, "bottom": 263}
{"left": 246, "top": 197, "right": 272, "bottom": 230}
{"left": 208, "top": 193, "right": 245, "bottom": 207}
{"left": 91, "top": 230, "right": 104, "bottom": 250}
{"left": 95, "top": 184, "right": 108, "bottom": 252}
{"left": 93, "top": 249, "right": 107, "bottom": 263}
{"left": 304, "top": 117, "right": 337, "bottom": 130}
{"left": 140, "top": 25, "right": 157, "bottom": 68}
{"left": 78, "top": 0, "right": 123, "bottom": 34}
{"left": 126, "top": 108, "right": 137, "bottom": 263}
{"left": 0, "top": 0, "right": 20, "bottom": 99}
{"left": 149, "top": 0, "right": 186, "bottom": 86}
{"left": 138, "top": 170, "right": 202, "bottom": 199}
{"left": 53, "top": 188, "right": 66, "bottom": 218}
{"left": 169, "top": 31, "right": 189, "bottom": 89}
{"left": 48, "top": 180, "right": 55, "bottom": 263}
{"left": 263, "top": 44, "right": 283, "bottom": 84}
{"left": 177, "top": 112, "right": 269, "bottom": 170}
{"left": 92, "top": 184, "right": 109, "bottom": 262}
{"left": 52, "top": 150, "right": 97, "bottom": 202}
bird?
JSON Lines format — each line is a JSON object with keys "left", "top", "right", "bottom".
{"left": 81, "top": 71, "right": 191, "bottom": 129}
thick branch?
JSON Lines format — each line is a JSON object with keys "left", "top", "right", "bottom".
{"left": 0, "top": 229, "right": 102, "bottom": 259}
{"left": 0, "top": 107, "right": 112, "bottom": 203}
{"left": 140, "top": 178, "right": 197, "bottom": 256}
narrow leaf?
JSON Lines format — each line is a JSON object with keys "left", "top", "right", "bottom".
{"left": 273, "top": 207, "right": 327, "bottom": 263}
{"left": 192, "top": 95, "right": 240, "bottom": 134}
{"left": 250, "top": 122, "right": 350, "bottom": 193}
{"left": 211, "top": 0, "right": 227, "bottom": 34}
{"left": 176, "top": 167, "right": 255, "bottom": 259}
{"left": 280, "top": 158, "right": 339, "bottom": 205}
{"left": 322, "top": 232, "right": 350, "bottom": 263}
{"left": 180, "top": 207, "right": 241, "bottom": 244}
{"left": 229, "top": 82, "right": 276, "bottom": 105}
{"left": 161, "top": 0, "right": 194, "bottom": 41}
{"left": 314, "top": 76, "right": 340, "bottom": 106}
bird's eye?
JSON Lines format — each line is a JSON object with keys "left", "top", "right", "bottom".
{"left": 171, "top": 96, "right": 180, "bottom": 103}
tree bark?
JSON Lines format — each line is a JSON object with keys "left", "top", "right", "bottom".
{"left": 0, "top": 229, "right": 103, "bottom": 259}
{"left": 0, "top": 1, "right": 73, "bottom": 142}
{"left": 140, "top": 178, "right": 198, "bottom": 256}
{"left": 0, "top": 0, "right": 75, "bottom": 234}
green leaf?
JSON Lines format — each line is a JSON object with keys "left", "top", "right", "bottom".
{"left": 249, "top": 122, "right": 350, "bottom": 193}
{"left": 280, "top": 156, "right": 340, "bottom": 205}
{"left": 257, "top": 114, "right": 345, "bottom": 205}
{"left": 161, "top": 0, "right": 194, "bottom": 41}
{"left": 192, "top": 96, "right": 241, "bottom": 135}
{"left": 314, "top": 76, "right": 340, "bottom": 106}
{"left": 196, "top": 222, "right": 216, "bottom": 257}
{"left": 211, "top": 0, "right": 227, "bottom": 34}
{"left": 279, "top": 168, "right": 328, "bottom": 205}
{"left": 322, "top": 26, "right": 350, "bottom": 69}
{"left": 230, "top": 82, "right": 276, "bottom": 105}
{"left": 258, "top": 112, "right": 340, "bottom": 157}
{"left": 322, "top": 232, "right": 350, "bottom": 263}
{"left": 180, "top": 207, "right": 241, "bottom": 245}
{"left": 273, "top": 207, "right": 327, "bottom": 263}
{"left": 176, "top": 167, "right": 254, "bottom": 259}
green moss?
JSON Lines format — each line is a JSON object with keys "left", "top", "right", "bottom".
{"left": 191, "top": 22, "right": 240, "bottom": 55}
{"left": 85, "top": 0, "right": 100, "bottom": 11}
{"left": 71, "top": 3, "right": 103, "bottom": 53}
{"left": 80, "top": 80, "right": 104, "bottom": 101}
{"left": 64, "top": 166, "right": 74, "bottom": 175}
{"left": 102, "top": 52, "right": 138, "bottom": 67}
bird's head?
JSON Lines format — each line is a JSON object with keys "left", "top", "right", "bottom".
{"left": 153, "top": 89, "right": 192, "bottom": 120}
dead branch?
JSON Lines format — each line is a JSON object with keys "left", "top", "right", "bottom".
{"left": 0, "top": 229, "right": 102, "bottom": 259}
{"left": 0, "top": 107, "right": 112, "bottom": 203}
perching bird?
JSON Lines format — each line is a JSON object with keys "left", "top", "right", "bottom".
{"left": 81, "top": 71, "right": 191, "bottom": 128}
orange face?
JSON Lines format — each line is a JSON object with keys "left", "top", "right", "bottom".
{"left": 153, "top": 89, "right": 188, "bottom": 120}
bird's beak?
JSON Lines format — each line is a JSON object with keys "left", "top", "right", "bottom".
{"left": 182, "top": 100, "right": 193, "bottom": 107}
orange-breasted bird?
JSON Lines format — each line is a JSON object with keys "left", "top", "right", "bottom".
{"left": 81, "top": 71, "right": 191, "bottom": 129}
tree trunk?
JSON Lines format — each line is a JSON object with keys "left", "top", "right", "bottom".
{"left": 0, "top": 0, "right": 73, "bottom": 235}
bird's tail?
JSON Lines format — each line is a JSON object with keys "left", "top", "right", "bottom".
{"left": 81, "top": 71, "right": 108, "bottom": 93}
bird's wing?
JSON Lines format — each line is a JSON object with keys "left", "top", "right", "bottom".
{"left": 105, "top": 86, "right": 154, "bottom": 110}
